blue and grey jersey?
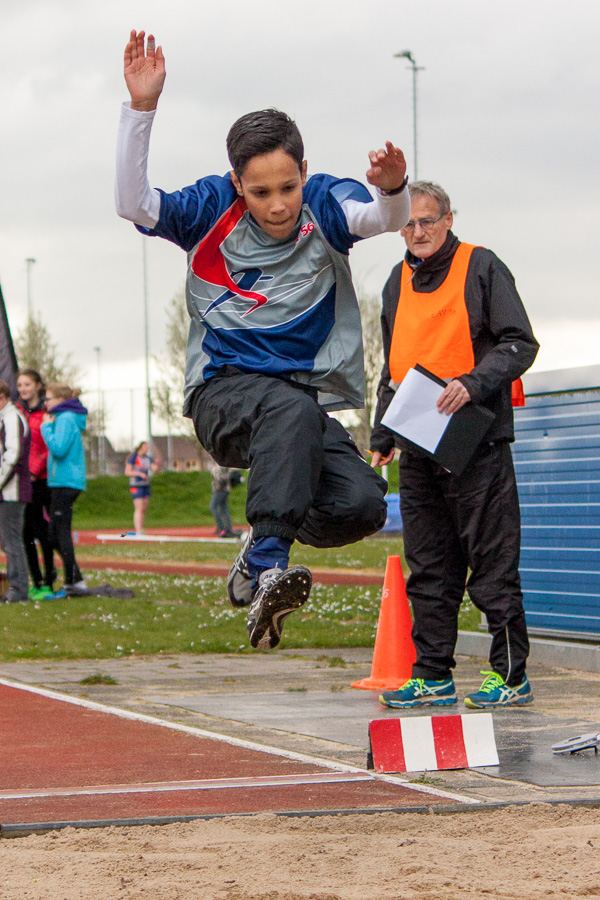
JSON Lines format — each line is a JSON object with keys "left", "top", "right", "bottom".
{"left": 137, "top": 173, "right": 372, "bottom": 413}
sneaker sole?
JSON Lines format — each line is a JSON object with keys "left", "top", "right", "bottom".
{"left": 464, "top": 693, "right": 534, "bottom": 709}
{"left": 379, "top": 695, "right": 458, "bottom": 709}
{"left": 249, "top": 566, "right": 312, "bottom": 651}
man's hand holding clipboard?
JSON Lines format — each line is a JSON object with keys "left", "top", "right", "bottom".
{"left": 378, "top": 364, "right": 495, "bottom": 476}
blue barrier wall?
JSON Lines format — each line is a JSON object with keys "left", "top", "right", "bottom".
{"left": 381, "top": 492, "right": 403, "bottom": 533}
{"left": 514, "top": 366, "right": 600, "bottom": 639}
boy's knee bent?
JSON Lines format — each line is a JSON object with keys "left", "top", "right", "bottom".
{"left": 349, "top": 489, "right": 387, "bottom": 538}
{"left": 332, "top": 466, "right": 388, "bottom": 539}
{"left": 298, "top": 479, "right": 387, "bottom": 548}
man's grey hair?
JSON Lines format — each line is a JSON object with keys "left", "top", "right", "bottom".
{"left": 409, "top": 181, "right": 451, "bottom": 216}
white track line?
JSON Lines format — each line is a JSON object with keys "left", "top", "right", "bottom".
{"left": 0, "top": 677, "right": 475, "bottom": 805}
{"left": 0, "top": 772, "right": 374, "bottom": 801}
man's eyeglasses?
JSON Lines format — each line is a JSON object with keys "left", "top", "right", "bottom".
{"left": 402, "top": 215, "right": 445, "bottom": 233}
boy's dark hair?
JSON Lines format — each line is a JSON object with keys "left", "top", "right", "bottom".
{"left": 226, "top": 109, "right": 304, "bottom": 178}
{"left": 0, "top": 380, "right": 10, "bottom": 400}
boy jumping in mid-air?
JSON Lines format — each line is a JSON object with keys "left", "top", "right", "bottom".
{"left": 116, "top": 30, "right": 410, "bottom": 651}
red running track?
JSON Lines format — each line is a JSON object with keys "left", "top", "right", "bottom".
{"left": 71, "top": 529, "right": 385, "bottom": 586}
{"left": 0, "top": 682, "right": 455, "bottom": 828}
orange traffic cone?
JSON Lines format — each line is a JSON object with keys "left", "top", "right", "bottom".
{"left": 351, "top": 555, "right": 416, "bottom": 691}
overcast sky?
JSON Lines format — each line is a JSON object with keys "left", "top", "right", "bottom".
{"left": 1, "top": 0, "right": 599, "bottom": 445}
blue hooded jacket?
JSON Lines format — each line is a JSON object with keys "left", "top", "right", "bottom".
{"left": 40, "top": 398, "right": 88, "bottom": 490}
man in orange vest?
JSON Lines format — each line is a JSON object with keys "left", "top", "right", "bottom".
{"left": 370, "top": 181, "right": 539, "bottom": 710}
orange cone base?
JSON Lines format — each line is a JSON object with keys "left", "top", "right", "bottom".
{"left": 351, "top": 675, "right": 407, "bottom": 691}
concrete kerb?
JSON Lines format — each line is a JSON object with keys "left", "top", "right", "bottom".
{"left": 457, "top": 631, "right": 600, "bottom": 675}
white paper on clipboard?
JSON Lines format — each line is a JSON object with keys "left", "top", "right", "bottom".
{"left": 381, "top": 366, "right": 450, "bottom": 453}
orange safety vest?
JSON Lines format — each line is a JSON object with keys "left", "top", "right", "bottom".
{"left": 389, "top": 242, "right": 525, "bottom": 405}
{"left": 389, "top": 242, "right": 477, "bottom": 384}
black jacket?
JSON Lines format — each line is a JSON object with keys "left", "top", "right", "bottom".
{"left": 370, "top": 232, "right": 539, "bottom": 455}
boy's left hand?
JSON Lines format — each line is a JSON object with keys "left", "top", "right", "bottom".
{"left": 366, "top": 142, "right": 407, "bottom": 192}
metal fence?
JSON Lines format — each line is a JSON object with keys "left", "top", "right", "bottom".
{"left": 514, "top": 365, "right": 600, "bottom": 640}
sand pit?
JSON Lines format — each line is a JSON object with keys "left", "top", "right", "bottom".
{"left": 1, "top": 803, "right": 600, "bottom": 899}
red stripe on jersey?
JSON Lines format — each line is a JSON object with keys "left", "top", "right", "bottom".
{"left": 191, "top": 198, "right": 268, "bottom": 311}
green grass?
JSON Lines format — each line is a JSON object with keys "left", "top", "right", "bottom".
{"left": 73, "top": 471, "right": 248, "bottom": 529}
{"left": 78, "top": 533, "right": 406, "bottom": 571}
{"left": 2, "top": 462, "right": 482, "bottom": 663}
{"left": 0, "top": 535, "right": 481, "bottom": 662}
{"left": 79, "top": 673, "right": 118, "bottom": 685}
{"left": 0, "top": 572, "right": 383, "bottom": 661}
{"left": 73, "top": 465, "right": 397, "bottom": 530}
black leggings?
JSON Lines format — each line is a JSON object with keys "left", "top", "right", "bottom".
{"left": 49, "top": 487, "right": 82, "bottom": 586}
{"left": 23, "top": 479, "right": 55, "bottom": 588}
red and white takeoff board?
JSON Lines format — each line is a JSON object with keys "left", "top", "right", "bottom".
{"left": 369, "top": 714, "right": 499, "bottom": 773}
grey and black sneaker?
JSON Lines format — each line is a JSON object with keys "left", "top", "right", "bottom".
{"left": 246, "top": 565, "right": 312, "bottom": 651}
{"left": 64, "top": 581, "right": 91, "bottom": 597}
{"left": 0, "top": 590, "right": 25, "bottom": 604}
{"left": 227, "top": 528, "right": 254, "bottom": 607}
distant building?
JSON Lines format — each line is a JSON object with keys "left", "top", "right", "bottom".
{"left": 151, "top": 434, "right": 212, "bottom": 472}
{"left": 85, "top": 432, "right": 213, "bottom": 477}
{"left": 85, "top": 434, "right": 128, "bottom": 478}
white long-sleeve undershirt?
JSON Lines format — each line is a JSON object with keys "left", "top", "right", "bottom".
{"left": 115, "top": 103, "right": 410, "bottom": 238}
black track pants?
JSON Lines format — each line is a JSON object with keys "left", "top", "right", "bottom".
{"left": 23, "top": 479, "right": 55, "bottom": 587}
{"left": 190, "top": 370, "right": 387, "bottom": 546}
{"left": 399, "top": 442, "right": 529, "bottom": 686}
{"left": 49, "top": 487, "right": 82, "bottom": 587}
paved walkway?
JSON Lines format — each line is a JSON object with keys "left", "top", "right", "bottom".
{"left": 1, "top": 648, "right": 599, "bottom": 824}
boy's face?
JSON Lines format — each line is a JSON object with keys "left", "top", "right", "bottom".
{"left": 231, "top": 149, "right": 307, "bottom": 240}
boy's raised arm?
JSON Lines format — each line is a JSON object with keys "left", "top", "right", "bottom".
{"left": 340, "top": 141, "right": 410, "bottom": 239}
{"left": 124, "top": 29, "right": 166, "bottom": 112}
{"left": 365, "top": 142, "right": 407, "bottom": 193}
{"left": 116, "top": 30, "right": 164, "bottom": 227}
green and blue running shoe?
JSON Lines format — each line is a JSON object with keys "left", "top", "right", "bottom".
{"left": 464, "top": 670, "right": 533, "bottom": 709}
{"left": 28, "top": 586, "right": 53, "bottom": 601}
{"left": 379, "top": 677, "right": 457, "bottom": 709}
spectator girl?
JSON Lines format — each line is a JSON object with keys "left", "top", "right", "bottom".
{"left": 124, "top": 440, "right": 159, "bottom": 535}
{"left": 16, "top": 369, "right": 56, "bottom": 598}
{"left": 40, "top": 384, "right": 88, "bottom": 596}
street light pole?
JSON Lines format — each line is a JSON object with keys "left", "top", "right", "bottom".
{"left": 25, "top": 258, "right": 36, "bottom": 319}
{"left": 142, "top": 238, "right": 153, "bottom": 456}
{"left": 93, "top": 346, "right": 103, "bottom": 475}
{"left": 393, "top": 50, "right": 425, "bottom": 180}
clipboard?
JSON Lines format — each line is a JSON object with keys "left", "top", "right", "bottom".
{"left": 382, "top": 364, "right": 495, "bottom": 475}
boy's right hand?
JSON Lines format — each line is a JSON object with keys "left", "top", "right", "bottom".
{"left": 124, "top": 29, "right": 166, "bottom": 111}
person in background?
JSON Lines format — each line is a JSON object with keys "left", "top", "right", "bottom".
{"left": 210, "top": 463, "right": 243, "bottom": 538}
{"left": 0, "top": 380, "right": 32, "bottom": 603}
{"left": 16, "top": 369, "right": 56, "bottom": 599}
{"left": 40, "top": 384, "right": 88, "bottom": 597}
{"left": 124, "top": 440, "right": 159, "bottom": 535}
